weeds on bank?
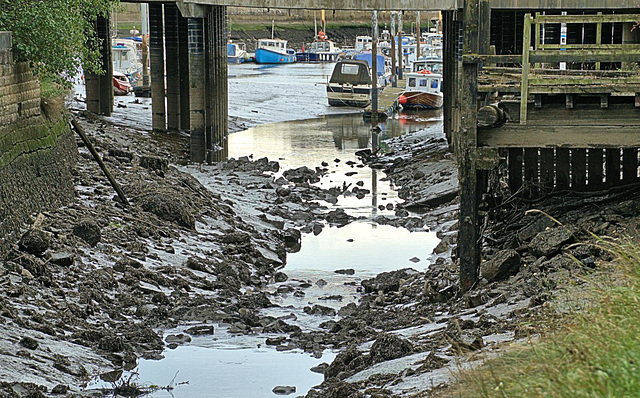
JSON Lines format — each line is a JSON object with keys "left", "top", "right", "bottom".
{"left": 454, "top": 236, "right": 640, "bottom": 398}
{"left": 40, "top": 74, "right": 70, "bottom": 101}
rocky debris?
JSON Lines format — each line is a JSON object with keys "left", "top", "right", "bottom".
{"left": 334, "top": 268, "right": 355, "bottom": 275}
{"left": 361, "top": 268, "right": 418, "bottom": 294}
{"left": 283, "top": 166, "right": 320, "bottom": 184}
{"left": 185, "top": 325, "right": 215, "bottom": 336}
{"left": 19, "top": 336, "right": 38, "bottom": 350}
{"left": 49, "top": 251, "right": 74, "bottom": 266}
{"left": 72, "top": 218, "right": 101, "bottom": 246}
{"left": 138, "top": 191, "right": 195, "bottom": 229}
{"left": 18, "top": 229, "right": 50, "bottom": 255}
{"left": 139, "top": 155, "right": 168, "bottom": 172}
{"left": 529, "top": 226, "right": 575, "bottom": 257}
{"left": 370, "top": 333, "right": 414, "bottom": 363}
{"left": 480, "top": 249, "right": 521, "bottom": 282}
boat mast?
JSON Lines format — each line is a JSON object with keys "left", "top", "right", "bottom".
{"left": 141, "top": 4, "right": 149, "bottom": 88}
{"left": 271, "top": 20, "right": 274, "bottom": 39}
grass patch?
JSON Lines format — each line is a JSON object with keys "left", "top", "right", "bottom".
{"left": 453, "top": 237, "right": 640, "bottom": 397}
{"left": 39, "top": 74, "right": 70, "bottom": 101}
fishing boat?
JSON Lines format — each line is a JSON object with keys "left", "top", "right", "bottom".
{"left": 227, "top": 41, "right": 249, "bottom": 64}
{"left": 112, "top": 39, "right": 142, "bottom": 80}
{"left": 296, "top": 37, "right": 343, "bottom": 62}
{"left": 399, "top": 69, "right": 443, "bottom": 109}
{"left": 326, "top": 59, "right": 382, "bottom": 107}
{"left": 254, "top": 39, "right": 296, "bottom": 64}
{"left": 411, "top": 56, "right": 443, "bottom": 74}
{"left": 113, "top": 71, "right": 132, "bottom": 95}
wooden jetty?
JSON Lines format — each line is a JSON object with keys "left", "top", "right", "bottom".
{"left": 446, "top": 4, "right": 640, "bottom": 291}
{"left": 364, "top": 79, "right": 406, "bottom": 120}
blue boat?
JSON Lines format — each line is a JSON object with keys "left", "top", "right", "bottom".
{"left": 254, "top": 39, "right": 296, "bottom": 64}
{"left": 227, "top": 42, "right": 248, "bottom": 64}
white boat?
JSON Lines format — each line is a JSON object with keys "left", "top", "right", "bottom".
{"left": 297, "top": 39, "right": 343, "bottom": 62}
{"left": 411, "top": 56, "right": 443, "bottom": 74}
{"left": 227, "top": 41, "right": 249, "bottom": 64}
{"left": 326, "top": 59, "right": 382, "bottom": 107}
{"left": 400, "top": 70, "right": 443, "bottom": 109}
{"left": 355, "top": 35, "right": 372, "bottom": 52}
{"left": 113, "top": 71, "right": 132, "bottom": 95}
{"left": 112, "top": 38, "right": 142, "bottom": 78}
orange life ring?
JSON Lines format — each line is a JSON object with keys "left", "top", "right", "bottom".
{"left": 419, "top": 69, "right": 432, "bottom": 74}
{"left": 318, "top": 31, "right": 327, "bottom": 40}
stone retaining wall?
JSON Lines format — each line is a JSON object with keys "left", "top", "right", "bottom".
{"left": 0, "top": 31, "right": 77, "bottom": 254}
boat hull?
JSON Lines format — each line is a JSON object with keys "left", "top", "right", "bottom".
{"left": 296, "top": 52, "right": 341, "bottom": 62}
{"left": 227, "top": 56, "right": 244, "bottom": 64}
{"left": 326, "top": 85, "right": 381, "bottom": 108}
{"left": 401, "top": 91, "right": 443, "bottom": 109}
{"left": 255, "top": 48, "right": 295, "bottom": 64}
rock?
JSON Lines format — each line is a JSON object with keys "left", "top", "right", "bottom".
{"left": 185, "top": 325, "right": 215, "bottom": 336}
{"left": 49, "top": 251, "right": 75, "bottom": 267}
{"left": 316, "top": 279, "right": 328, "bottom": 287}
{"left": 165, "top": 334, "right": 191, "bottom": 344}
{"left": 370, "top": 333, "right": 414, "bottom": 363}
{"left": 433, "top": 240, "right": 449, "bottom": 255}
{"left": 310, "top": 362, "right": 329, "bottom": 374}
{"left": 283, "top": 166, "right": 320, "bottom": 184}
{"left": 282, "top": 228, "right": 301, "bottom": 252}
{"left": 529, "top": 226, "right": 574, "bottom": 257}
{"left": 272, "top": 386, "right": 296, "bottom": 395}
{"left": 73, "top": 219, "right": 102, "bottom": 247}
{"left": 361, "top": 268, "right": 418, "bottom": 294}
{"left": 51, "top": 384, "right": 69, "bottom": 394}
{"left": 18, "top": 230, "right": 50, "bottom": 255}
{"left": 409, "top": 257, "right": 421, "bottom": 263}
{"left": 98, "top": 335, "right": 125, "bottom": 352}
{"left": 337, "top": 302, "right": 357, "bottom": 317}
{"left": 304, "top": 305, "right": 337, "bottom": 316}
{"left": 325, "top": 208, "right": 352, "bottom": 226}
{"left": 274, "top": 272, "right": 289, "bottom": 282}
{"left": 480, "top": 249, "right": 521, "bottom": 282}
{"left": 334, "top": 268, "right": 355, "bottom": 275}
{"left": 276, "top": 186, "right": 291, "bottom": 197}
{"left": 19, "top": 336, "right": 38, "bottom": 350}
{"left": 185, "top": 257, "right": 207, "bottom": 272}
{"left": 324, "top": 345, "right": 368, "bottom": 380}
{"left": 139, "top": 193, "right": 195, "bottom": 229}
{"left": 140, "top": 156, "right": 169, "bottom": 172}
{"left": 266, "top": 336, "right": 286, "bottom": 346}
{"left": 517, "top": 216, "right": 556, "bottom": 243}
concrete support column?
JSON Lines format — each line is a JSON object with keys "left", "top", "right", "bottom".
{"left": 150, "top": 4, "right": 166, "bottom": 131}
{"left": 165, "top": 4, "right": 181, "bottom": 130}
{"left": 188, "top": 17, "right": 206, "bottom": 162}
{"left": 205, "top": 5, "right": 228, "bottom": 163}
{"left": 179, "top": 15, "right": 191, "bottom": 130}
{"left": 398, "top": 12, "right": 403, "bottom": 80}
{"left": 86, "top": 15, "right": 113, "bottom": 116}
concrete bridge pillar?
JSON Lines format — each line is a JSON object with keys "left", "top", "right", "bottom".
{"left": 150, "top": 4, "right": 167, "bottom": 131}
{"left": 85, "top": 15, "right": 113, "bottom": 116}
{"left": 179, "top": 14, "right": 191, "bottom": 130}
{"left": 205, "top": 5, "right": 229, "bottom": 163}
{"left": 188, "top": 17, "right": 206, "bottom": 162}
{"left": 165, "top": 4, "right": 181, "bottom": 130}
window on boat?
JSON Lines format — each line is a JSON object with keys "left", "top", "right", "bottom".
{"left": 408, "top": 77, "right": 416, "bottom": 87}
{"left": 419, "top": 79, "right": 428, "bottom": 87}
{"left": 431, "top": 79, "right": 439, "bottom": 89}
{"left": 341, "top": 64, "right": 360, "bottom": 75}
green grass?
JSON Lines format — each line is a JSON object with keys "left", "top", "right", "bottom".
{"left": 39, "top": 74, "right": 70, "bottom": 101}
{"left": 454, "top": 237, "right": 640, "bottom": 398}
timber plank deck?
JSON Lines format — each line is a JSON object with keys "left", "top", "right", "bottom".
{"left": 364, "top": 79, "right": 406, "bottom": 118}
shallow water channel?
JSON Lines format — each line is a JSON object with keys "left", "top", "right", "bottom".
{"left": 91, "top": 63, "right": 445, "bottom": 397}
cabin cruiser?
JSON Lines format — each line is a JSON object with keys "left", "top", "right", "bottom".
{"left": 399, "top": 69, "right": 443, "bottom": 109}
{"left": 326, "top": 59, "right": 382, "bottom": 107}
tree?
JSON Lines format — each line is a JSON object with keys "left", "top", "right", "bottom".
{"left": 0, "top": 0, "right": 119, "bottom": 80}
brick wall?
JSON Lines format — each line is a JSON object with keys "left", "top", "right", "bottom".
{"left": 0, "top": 31, "right": 77, "bottom": 254}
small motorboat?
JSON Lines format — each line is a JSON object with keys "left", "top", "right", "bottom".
{"left": 399, "top": 69, "right": 443, "bottom": 109}
{"left": 113, "top": 71, "right": 132, "bottom": 95}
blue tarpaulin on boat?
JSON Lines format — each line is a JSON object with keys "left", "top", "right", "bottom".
{"left": 354, "top": 53, "right": 385, "bottom": 76}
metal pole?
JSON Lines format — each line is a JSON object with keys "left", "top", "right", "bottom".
{"left": 398, "top": 11, "right": 403, "bottom": 80}
{"left": 371, "top": 11, "right": 378, "bottom": 114}
{"left": 390, "top": 12, "right": 396, "bottom": 88}
{"left": 141, "top": 4, "right": 149, "bottom": 90}
{"left": 416, "top": 11, "right": 421, "bottom": 60}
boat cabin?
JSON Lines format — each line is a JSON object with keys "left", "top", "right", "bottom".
{"left": 412, "top": 57, "right": 443, "bottom": 73}
{"left": 355, "top": 36, "right": 372, "bottom": 52}
{"left": 257, "top": 39, "right": 288, "bottom": 52}
{"left": 406, "top": 71, "right": 442, "bottom": 94}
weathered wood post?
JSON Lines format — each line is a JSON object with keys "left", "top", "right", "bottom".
{"left": 398, "top": 12, "right": 403, "bottom": 80}
{"left": 179, "top": 14, "right": 191, "bottom": 130}
{"left": 149, "top": 4, "right": 167, "bottom": 131}
{"left": 458, "top": 0, "right": 482, "bottom": 292}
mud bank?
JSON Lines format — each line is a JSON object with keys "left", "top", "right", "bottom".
{"left": 2, "top": 107, "right": 639, "bottom": 398}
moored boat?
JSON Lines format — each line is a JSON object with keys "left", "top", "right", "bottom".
{"left": 326, "top": 59, "right": 382, "bottom": 107}
{"left": 254, "top": 39, "right": 296, "bottom": 64}
{"left": 227, "top": 41, "right": 249, "bottom": 64}
{"left": 113, "top": 71, "right": 132, "bottom": 95}
{"left": 399, "top": 70, "right": 443, "bottom": 109}
{"left": 296, "top": 38, "right": 343, "bottom": 62}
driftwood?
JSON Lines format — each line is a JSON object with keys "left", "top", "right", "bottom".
{"left": 69, "top": 116, "right": 129, "bottom": 206}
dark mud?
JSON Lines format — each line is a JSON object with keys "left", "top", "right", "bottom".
{"left": 2, "top": 106, "right": 640, "bottom": 397}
